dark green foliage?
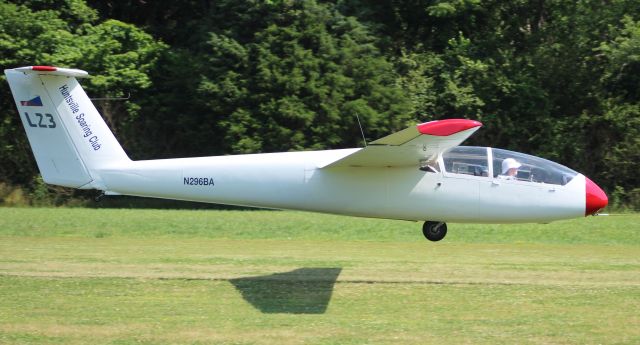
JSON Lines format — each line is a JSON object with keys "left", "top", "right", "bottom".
{"left": 0, "top": 0, "right": 639, "bottom": 207}
{"left": 196, "top": 1, "right": 412, "bottom": 153}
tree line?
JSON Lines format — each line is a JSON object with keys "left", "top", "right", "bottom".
{"left": 0, "top": 0, "right": 638, "bottom": 209}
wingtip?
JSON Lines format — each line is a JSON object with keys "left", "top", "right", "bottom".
{"left": 417, "top": 119, "right": 483, "bottom": 136}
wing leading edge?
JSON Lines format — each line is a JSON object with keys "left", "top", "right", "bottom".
{"left": 320, "top": 119, "right": 482, "bottom": 168}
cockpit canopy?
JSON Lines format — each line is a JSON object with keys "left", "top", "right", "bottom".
{"left": 441, "top": 146, "right": 578, "bottom": 186}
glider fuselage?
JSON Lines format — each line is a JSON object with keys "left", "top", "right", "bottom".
{"left": 96, "top": 148, "right": 586, "bottom": 223}
{"left": 4, "top": 65, "right": 607, "bottom": 233}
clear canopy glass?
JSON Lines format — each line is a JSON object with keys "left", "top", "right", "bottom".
{"left": 491, "top": 148, "right": 577, "bottom": 185}
{"left": 442, "top": 146, "right": 489, "bottom": 177}
{"left": 442, "top": 146, "right": 578, "bottom": 185}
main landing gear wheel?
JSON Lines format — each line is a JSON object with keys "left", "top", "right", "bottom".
{"left": 423, "top": 221, "right": 447, "bottom": 242}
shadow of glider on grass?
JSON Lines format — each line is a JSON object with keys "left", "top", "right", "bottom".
{"left": 5, "top": 66, "right": 608, "bottom": 241}
{"left": 230, "top": 268, "right": 342, "bottom": 314}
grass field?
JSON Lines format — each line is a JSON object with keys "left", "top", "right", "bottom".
{"left": 0, "top": 208, "right": 638, "bottom": 344}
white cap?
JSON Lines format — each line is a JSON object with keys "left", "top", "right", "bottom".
{"left": 502, "top": 158, "right": 522, "bottom": 174}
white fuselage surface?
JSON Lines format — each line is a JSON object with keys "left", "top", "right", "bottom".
{"left": 97, "top": 149, "right": 586, "bottom": 223}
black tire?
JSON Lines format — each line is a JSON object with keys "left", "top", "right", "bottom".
{"left": 422, "top": 221, "right": 447, "bottom": 241}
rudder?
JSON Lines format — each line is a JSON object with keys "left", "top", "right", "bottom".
{"left": 5, "top": 66, "right": 129, "bottom": 189}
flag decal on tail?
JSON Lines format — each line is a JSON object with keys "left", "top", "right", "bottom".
{"left": 20, "top": 96, "right": 43, "bottom": 106}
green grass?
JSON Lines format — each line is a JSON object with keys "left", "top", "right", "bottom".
{"left": 0, "top": 208, "right": 639, "bottom": 344}
{"left": 0, "top": 207, "right": 638, "bottom": 245}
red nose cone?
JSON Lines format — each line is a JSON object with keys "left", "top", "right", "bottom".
{"left": 585, "top": 177, "right": 608, "bottom": 216}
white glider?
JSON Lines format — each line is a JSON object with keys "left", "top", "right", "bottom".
{"left": 5, "top": 66, "right": 608, "bottom": 241}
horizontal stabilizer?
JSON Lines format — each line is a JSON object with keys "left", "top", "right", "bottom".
{"left": 13, "top": 66, "right": 89, "bottom": 78}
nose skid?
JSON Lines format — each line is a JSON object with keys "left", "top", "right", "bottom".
{"left": 585, "top": 177, "right": 608, "bottom": 216}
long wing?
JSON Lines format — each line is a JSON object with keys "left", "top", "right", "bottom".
{"left": 320, "top": 119, "right": 482, "bottom": 168}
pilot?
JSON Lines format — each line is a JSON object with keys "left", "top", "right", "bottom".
{"left": 498, "top": 158, "right": 521, "bottom": 180}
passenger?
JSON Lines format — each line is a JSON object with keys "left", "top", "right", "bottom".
{"left": 498, "top": 158, "right": 521, "bottom": 180}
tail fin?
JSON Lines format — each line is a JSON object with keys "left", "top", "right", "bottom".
{"left": 4, "top": 66, "right": 129, "bottom": 189}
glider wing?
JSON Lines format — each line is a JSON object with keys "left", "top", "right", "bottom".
{"left": 320, "top": 119, "right": 482, "bottom": 168}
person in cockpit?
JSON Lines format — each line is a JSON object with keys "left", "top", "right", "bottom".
{"left": 498, "top": 158, "right": 521, "bottom": 180}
